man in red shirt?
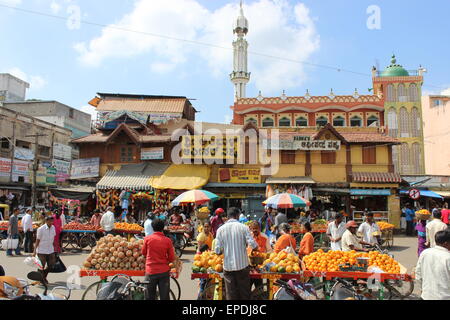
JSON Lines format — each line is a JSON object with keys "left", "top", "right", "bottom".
{"left": 141, "top": 218, "right": 176, "bottom": 300}
{"left": 441, "top": 203, "right": 450, "bottom": 225}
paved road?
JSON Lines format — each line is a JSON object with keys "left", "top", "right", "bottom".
{"left": 0, "top": 235, "right": 421, "bottom": 300}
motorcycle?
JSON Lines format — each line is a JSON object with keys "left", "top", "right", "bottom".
{"left": 12, "top": 271, "right": 71, "bottom": 300}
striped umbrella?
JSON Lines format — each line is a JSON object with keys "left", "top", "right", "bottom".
{"left": 262, "top": 193, "right": 311, "bottom": 209}
{"left": 171, "top": 189, "right": 219, "bottom": 206}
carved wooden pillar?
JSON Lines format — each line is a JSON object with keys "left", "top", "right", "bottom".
{"left": 305, "top": 150, "right": 312, "bottom": 176}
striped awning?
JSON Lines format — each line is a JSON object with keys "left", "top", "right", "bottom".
{"left": 352, "top": 172, "right": 402, "bottom": 184}
{"left": 97, "top": 162, "right": 170, "bottom": 190}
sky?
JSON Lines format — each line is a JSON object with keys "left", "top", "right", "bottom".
{"left": 1, "top": 0, "right": 449, "bottom": 123}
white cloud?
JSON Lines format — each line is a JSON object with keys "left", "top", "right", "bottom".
{"left": 441, "top": 87, "right": 450, "bottom": 95}
{"left": 2, "top": 0, "right": 22, "bottom": 5}
{"left": 7, "top": 67, "right": 48, "bottom": 90}
{"left": 78, "top": 105, "right": 97, "bottom": 121}
{"left": 50, "top": 0, "right": 62, "bottom": 14}
{"left": 74, "top": 0, "right": 320, "bottom": 94}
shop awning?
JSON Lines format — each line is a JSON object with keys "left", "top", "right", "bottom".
{"left": 351, "top": 189, "right": 391, "bottom": 196}
{"left": 97, "top": 162, "right": 170, "bottom": 190}
{"left": 352, "top": 172, "right": 402, "bottom": 183}
{"left": 433, "top": 191, "right": 450, "bottom": 198}
{"left": 265, "top": 177, "right": 316, "bottom": 184}
{"left": 400, "top": 190, "right": 444, "bottom": 199}
{"left": 205, "top": 183, "right": 267, "bottom": 188}
{"left": 313, "top": 188, "right": 350, "bottom": 195}
{"left": 149, "top": 164, "right": 210, "bottom": 190}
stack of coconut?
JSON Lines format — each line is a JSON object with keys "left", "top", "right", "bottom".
{"left": 83, "top": 234, "right": 146, "bottom": 271}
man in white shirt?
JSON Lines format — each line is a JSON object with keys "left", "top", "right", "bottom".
{"left": 426, "top": 210, "right": 448, "bottom": 248}
{"left": 326, "top": 213, "right": 346, "bottom": 250}
{"left": 357, "top": 212, "right": 381, "bottom": 246}
{"left": 144, "top": 212, "right": 154, "bottom": 237}
{"left": 33, "top": 216, "right": 56, "bottom": 284}
{"left": 100, "top": 207, "right": 116, "bottom": 235}
{"left": 415, "top": 229, "right": 450, "bottom": 300}
{"left": 22, "top": 208, "right": 34, "bottom": 253}
{"left": 341, "top": 220, "right": 368, "bottom": 252}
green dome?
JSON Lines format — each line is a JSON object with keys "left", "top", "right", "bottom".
{"left": 380, "top": 55, "right": 409, "bottom": 77}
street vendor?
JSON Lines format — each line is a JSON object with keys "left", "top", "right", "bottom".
{"left": 326, "top": 213, "right": 346, "bottom": 251}
{"left": 169, "top": 208, "right": 183, "bottom": 226}
{"left": 196, "top": 221, "right": 214, "bottom": 252}
{"left": 90, "top": 209, "right": 102, "bottom": 228}
{"left": 273, "top": 223, "right": 296, "bottom": 253}
{"left": 298, "top": 222, "right": 314, "bottom": 257}
{"left": 248, "top": 221, "right": 272, "bottom": 253}
{"left": 341, "top": 221, "right": 368, "bottom": 252}
{"left": 210, "top": 208, "right": 225, "bottom": 237}
{"left": 357, "top": 212, "right": 381, "bottom": 246}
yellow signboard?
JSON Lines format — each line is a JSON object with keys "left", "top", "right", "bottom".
{"left": 181, "top": 135, "right": 241, "bottom": 160}
{"left": 218, "top": 168, "right": 261, "bottom": 184}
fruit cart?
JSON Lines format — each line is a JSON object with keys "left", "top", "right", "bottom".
{"left": 0, "top": 222, "right": 38, "bottom": 248}
{"left": 79, "top": 269, "right": 180, "bottom": 300}
{"left": 61, "top": 229, "right": 99, "bottom": 251}
{"left": 191, "top": 269, "right": 413, "bottom": 300}
{"left": 290, "top": 223, "right": 329, "bottom": 250}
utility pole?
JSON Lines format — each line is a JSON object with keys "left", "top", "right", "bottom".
{"left": 26, "top": 133, "right": 47, "bottom": 207}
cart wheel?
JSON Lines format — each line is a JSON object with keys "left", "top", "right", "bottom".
{"left": 82, "top": 280, "right": 108, "bottom": 300}
{"left": 79, "top": 234, "right": 96, "bottom": 250}
{"left": 198, "top": 280, "right": 226, "bottom": 300}
{"left": 171, "top": 277, "right": 181, "bottom": 300}
{"left": 251, "top": 285, "right": 269, "bottom": 300}
{"left": 384, "top": 279, "right": 414, "bottom": 299}
{"left": 61, "top": 233, "right": 79, "bottom": 251}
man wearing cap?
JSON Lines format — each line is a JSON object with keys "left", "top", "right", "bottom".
{"left": 357, "top": 212, "right": 381, "bottom": 247}
{"left": 33, "top": 216, "right": 56, "bottom": 284}
{"left": 326, "top": 213, "right": 347, "bottom": 251}
{"left": 210, "top": 208, "right": 225, "bottom": 238}
{"left": 341, "top": 221, "right": 368, "bottom": 252}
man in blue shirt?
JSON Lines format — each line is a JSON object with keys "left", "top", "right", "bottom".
{"left": 144, "top": 212, "right": 154, "bottom": 236}
{"left": 405, "top": 204, "right": 416, "bottom": 236}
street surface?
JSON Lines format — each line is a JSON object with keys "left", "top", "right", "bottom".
{"left": 0, "top": 235, "right": 420, "bottom": 300}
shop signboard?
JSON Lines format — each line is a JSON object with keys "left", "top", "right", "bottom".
{"left": 70, "top": 157, "right": 100, "bottom": 179}
{"left": 36, "top": 164, "right": 47, "bottom": 185}
{"left": 218, "top": 168, "right": 261, "bottom": 184}
{"left": 141, "top": 147, "right": 164, "bottom": 160}
{"left": 0, "top": 157, "right": 12, "bottom": 177}
{"left": 148, "top": 113, "right": 182, "bottom": 124}
{"left": 53, "top": 159, "right": 71, "bottom": 182}
{"left": 350, "top": 189, "right": 391, "bottom": 196}
{"left": 53, "top": 143, "right": 72, "bottom": 161}
{"left": 12, "top": 159, "right": 31, "bottom": 183}
{"left": 14, "top": 147, "right": 35, "bottom": 161}
{"left": 181, "top": 135, "right": 241, "bottom": 160}
{"left": 264, "top": 134, "right": 341, "bottom": 151}
{"left": 46, "top": 167, "right": 57, "bottom": 186}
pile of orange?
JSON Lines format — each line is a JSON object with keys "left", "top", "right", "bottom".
{"left": 261, "top": 251, "right": 301, "bottom": 273}
{"left": 114, "top": 222, "right": 144, "bottom": 232}
{"left": 193, "top": 250, "right": 224, "bottom": 273}
{"left": 377, "top": 222, "right": 395, "bottom": 231}
{"left": 303, "top": 249, "right": 401, "bottom": 273}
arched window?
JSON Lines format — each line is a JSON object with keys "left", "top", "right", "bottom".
{"left": 367, "top": 115, "right": 379, "bottom": 127}
{"left": 386, "top": 84, "right": 396, "bottom": 102}
{"left": 262, "top": 117, "right": 274, "bottom": 127}
{"left": 392, "top": 145, "right": 399, "bottom": 172}
{"left": 411, "top": 143, "right": 422, "bottom": 174}
{"left": 278, "top": 117, "right": 291, "bottom": 127}
{"left": 316, "top": 116, "right": 328, "bottom": 127}
{"left": 387, "top": 108, "right": 398, "bottom": 137}
{"left": 350, "top": 116, "right": 362, "bottom": 127}
{"left": 333, "top": 116, "right": 345, "bottom": 127}
{"left": 398, "top": 84, "right": 407, "bottom": 102}
{"left": 399, "top": 107, "right": 410, "bottom": 137}
{"left": 409, "top": 83, "right": 418, "bottom": 101}
{"left": 295, "top": 117, "right": 308, "bottom": 127}
{"left": 246, "top": 117, "right": 257, "bottom": 126}
{"left": 410, "top": 107, "right": 420, "bottom": 137}
{"left": 400, "top": 143, "right": 410, "bottom": 174}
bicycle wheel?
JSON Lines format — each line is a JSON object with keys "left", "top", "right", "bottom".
{"left": 383, "top": 280, "right": 414, "bottom": 299}
{"left": 82, "top": 280, "right": 108, "bottom": 300}
{"left": 171, "top": 277, "right": 181, "bottom": 300}
{"left": 61, "top": 233, "right": 79, "bottom": 251}
{"left": 198, "top": 280, "right": 226, "bottom": 300}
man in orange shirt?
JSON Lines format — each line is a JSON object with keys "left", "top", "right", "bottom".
{"left": 248, "top": 221, "right": 272, "bottom": 253}
{"left": 274, "top": 223, "right": 296, "bottom": 253}
{"left": 299, "top": 222, "right": 314, "bottom": 257}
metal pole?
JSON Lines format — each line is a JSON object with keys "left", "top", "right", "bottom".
{"left": 31, "top": 134, "right": 38, "bottom": 207}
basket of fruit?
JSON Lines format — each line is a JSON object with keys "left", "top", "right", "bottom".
{"left": 415, "top": 209, "right": 431, "bottom": 221}
{"left": 249, "top": 251, "right": 267, "bottom": 266}
{"left": 195, "top": 207, "right": 210, "bottom": 220}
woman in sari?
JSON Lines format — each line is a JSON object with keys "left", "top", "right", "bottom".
{"left": 52, "top": 209, "right": 63, "bottom": 253}
{"left": 415, "top": 220, "right": 428, "bottom": 257}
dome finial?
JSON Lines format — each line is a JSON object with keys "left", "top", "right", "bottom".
{"left": 391, "top": 54, "right": 397, "bottom": 65}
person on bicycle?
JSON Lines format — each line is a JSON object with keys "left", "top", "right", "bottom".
{"left": 357, "top": 212, "right": 381, "bottom": 247}
{"left": 341, "top": 221, "right": 368, "bottom": 252}
{"left": 141, "top": 218, "right": 176, "bottom": 300}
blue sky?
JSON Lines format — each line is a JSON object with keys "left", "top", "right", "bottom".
{"left": 1, "top": 0, "right": 449, "bottom": 123}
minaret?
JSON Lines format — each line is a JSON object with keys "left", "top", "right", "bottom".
{"left": 230, "top": 1, "right": 250, "bottom": 102}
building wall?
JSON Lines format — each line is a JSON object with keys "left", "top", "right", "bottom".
{"left": 0, "top": 74, "right": 29, "bottom": 102}
{"left": 3, "top": 101, "right": 91, "bottom": 138}
{"left": 422, "top": 95, "right": 450, "bottom": 175}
